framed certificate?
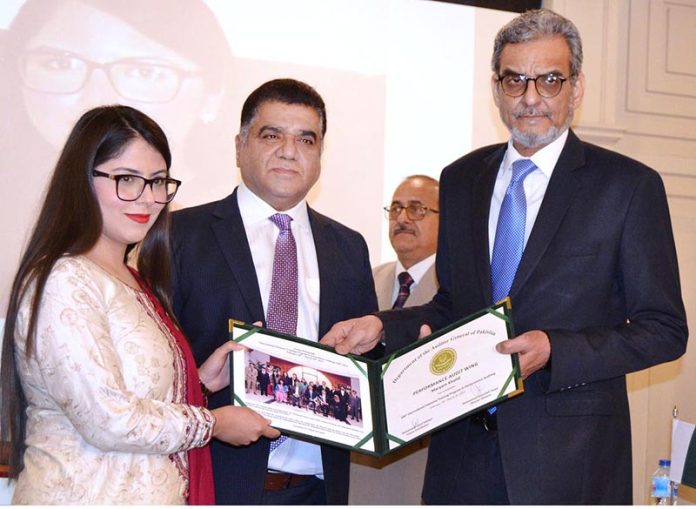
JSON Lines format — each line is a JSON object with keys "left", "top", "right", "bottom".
{"left": 229, "top": 301, "right": 523, "bottom": 456}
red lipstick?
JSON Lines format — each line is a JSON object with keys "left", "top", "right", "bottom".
{"left": 126, "top": 214, "right": 151, "bottom": 224}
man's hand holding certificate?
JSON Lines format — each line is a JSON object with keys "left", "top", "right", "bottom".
{"left": 230, "top": 302, "right": 523, "bottom": 457}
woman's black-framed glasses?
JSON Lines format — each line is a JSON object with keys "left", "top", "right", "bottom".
{"left": 497, "top": 72, "right": 568, "bottom": 98}
{"left": 92, "top": 170, "right": 181, "bottom": 204}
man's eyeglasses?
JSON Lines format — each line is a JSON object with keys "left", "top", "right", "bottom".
{"left": 20, "top": 49, "right": 200, "bottom": 103}
{"left": 497, "top": 72, "right": 568, "bottom": 98}
{"left": 384, "top": 203, "right": 439, "bottom": 221}
{"left": 92, "top": 170, "right": 181, "bottom": 204}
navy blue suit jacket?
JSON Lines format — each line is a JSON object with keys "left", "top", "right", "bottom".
{"left": 170, "top": 188, "right": 378, "bottom": 504}
{"left": 379, "top": 130, "right": 688, "bottom": 504}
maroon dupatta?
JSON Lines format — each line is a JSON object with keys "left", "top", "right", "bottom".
{"left": 130, "top": 269, "right": 216, "bottom": 505}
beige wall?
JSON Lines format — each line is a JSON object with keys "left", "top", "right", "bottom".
{"left": 547, "top": 0, "right": 696, "bottom": 504}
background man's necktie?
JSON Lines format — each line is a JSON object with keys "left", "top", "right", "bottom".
{"left": 266, "top": 213, "right": 297, "bottom": 452}
{"left": 490, "top": 159, "right": 538, "bottom": 302}
{"left": 392, "top": 271, "right": 414, "bottom": 309}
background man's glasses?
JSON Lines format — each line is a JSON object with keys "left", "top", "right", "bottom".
{"left": 92, "top": 170, "right": 181, "bottom": 204}
{"left": 20, "top": 49, "right": 199, "bottom": 103}
{"left": 497, "top": 72, "right": 568, "bottom": 98}
{"left": 384, "top": 203, "right": 439, "bottom": 221}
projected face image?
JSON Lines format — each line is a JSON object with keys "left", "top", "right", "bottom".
{"left": 0, "top": 0, "right": 239, "bottom": 314}
{"left": 18, "top": 0, "right": 218, "bottom": 150}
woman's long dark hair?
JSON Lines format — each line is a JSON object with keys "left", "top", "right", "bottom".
{"left": 0, "top": 105, "right": 174, "bottom": 478}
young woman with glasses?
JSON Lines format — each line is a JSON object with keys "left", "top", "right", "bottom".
{"left": 0, "top": 105, "right": 278, "bottom": 504}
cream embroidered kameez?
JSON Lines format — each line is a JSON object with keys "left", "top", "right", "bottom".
{"left": 12, "top": 256, "right": 214, "bottom": 504}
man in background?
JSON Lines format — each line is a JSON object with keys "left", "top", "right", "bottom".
{"left": 171, "top": 78, "right": 378, "bottom": 504}
{"left": 372, "top": 175, "right": 439, "bottom": 311}
{"left": 350, "top": 175, "right": 440, "bottom": 505}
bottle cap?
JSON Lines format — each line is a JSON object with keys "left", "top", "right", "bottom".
{"left": 659, "top": 459, "right": 671, "bottom": 467}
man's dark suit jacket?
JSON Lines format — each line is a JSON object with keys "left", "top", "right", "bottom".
{"left": 379, "top": 130, "right": 688, "bottom": 504}
{"left": 170, "top": 188, "right": 378, "bottom": 504}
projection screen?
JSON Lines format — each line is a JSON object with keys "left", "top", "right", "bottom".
{"left": 0, "top": 0, "right": 514, "bottom": 314}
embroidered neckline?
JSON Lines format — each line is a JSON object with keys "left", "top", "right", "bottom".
{"left": 78, "top": 255, "right": 144, "bottom": 292}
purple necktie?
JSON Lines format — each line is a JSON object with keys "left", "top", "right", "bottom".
{"left": 266, "top": 213, "right": 298, "bottom": 335}
{"left": 266, "top": 213, "right": 297, "bottom": 453}
{"left": 392, "top": 271, "right": 414, "bottom": 309}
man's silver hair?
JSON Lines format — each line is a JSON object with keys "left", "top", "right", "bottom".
{"left": 491, "top": 9, "right": 583, "bottom": 81}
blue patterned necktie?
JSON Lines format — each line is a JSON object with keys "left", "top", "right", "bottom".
{"left": 488, "top": 159, "right": 537, "bottom": 418}
{"left": 392, "top": 271, "right": 414, "bottom": 309}
{"left": 266, "top": 213, "right": 297, "bottom": 452}
{"left": 491, "top": 159, "right": 538, "bottom": 302}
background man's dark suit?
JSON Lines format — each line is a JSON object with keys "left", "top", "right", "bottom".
{"left": 170, "top": 188, "right": 378, "bottom": 504}
{"left": 380, "top": 130, "right": 688, "bottom": 504}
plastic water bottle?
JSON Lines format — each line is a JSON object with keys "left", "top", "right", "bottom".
{"left": 650, "top": 459, "right": 673, "bottom": 505}
{"left": 672, "top": 482, "right": 679, "bottom": 505}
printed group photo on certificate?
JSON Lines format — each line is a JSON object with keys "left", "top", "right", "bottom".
{"left": 231, "top": 324, "right": 375, "bottom": 451}
{"left": 230, "top": 302, "right": 523, "bottom": 457}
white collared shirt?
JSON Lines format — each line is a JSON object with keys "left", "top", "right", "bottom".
{"left": 236, "top": 183, "right": 323, "bottom": 476}
{"left": 488, "top": 129, "right": 569, "bottom": 260}
{"left": 392, "top": 253, "right": 436, "bottom": 305}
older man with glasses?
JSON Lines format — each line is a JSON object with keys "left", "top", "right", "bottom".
{"left": 376, "top": 175, "right": 440, "bottom": 312}
{"left": 322, "top": 9, "right": 687, "bottom": 504}
{"left": 348, "top": 174, "right": 439, "bottom": 505}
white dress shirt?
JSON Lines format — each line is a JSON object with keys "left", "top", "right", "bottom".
{"left": 236, "top": 183, "right": 324, "bottom": 476}
{"left": 488, "top": 129, "right": 569, "bottom": 260}
{"left": 392, "top": 253, "right": 437, "bottom": 304}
